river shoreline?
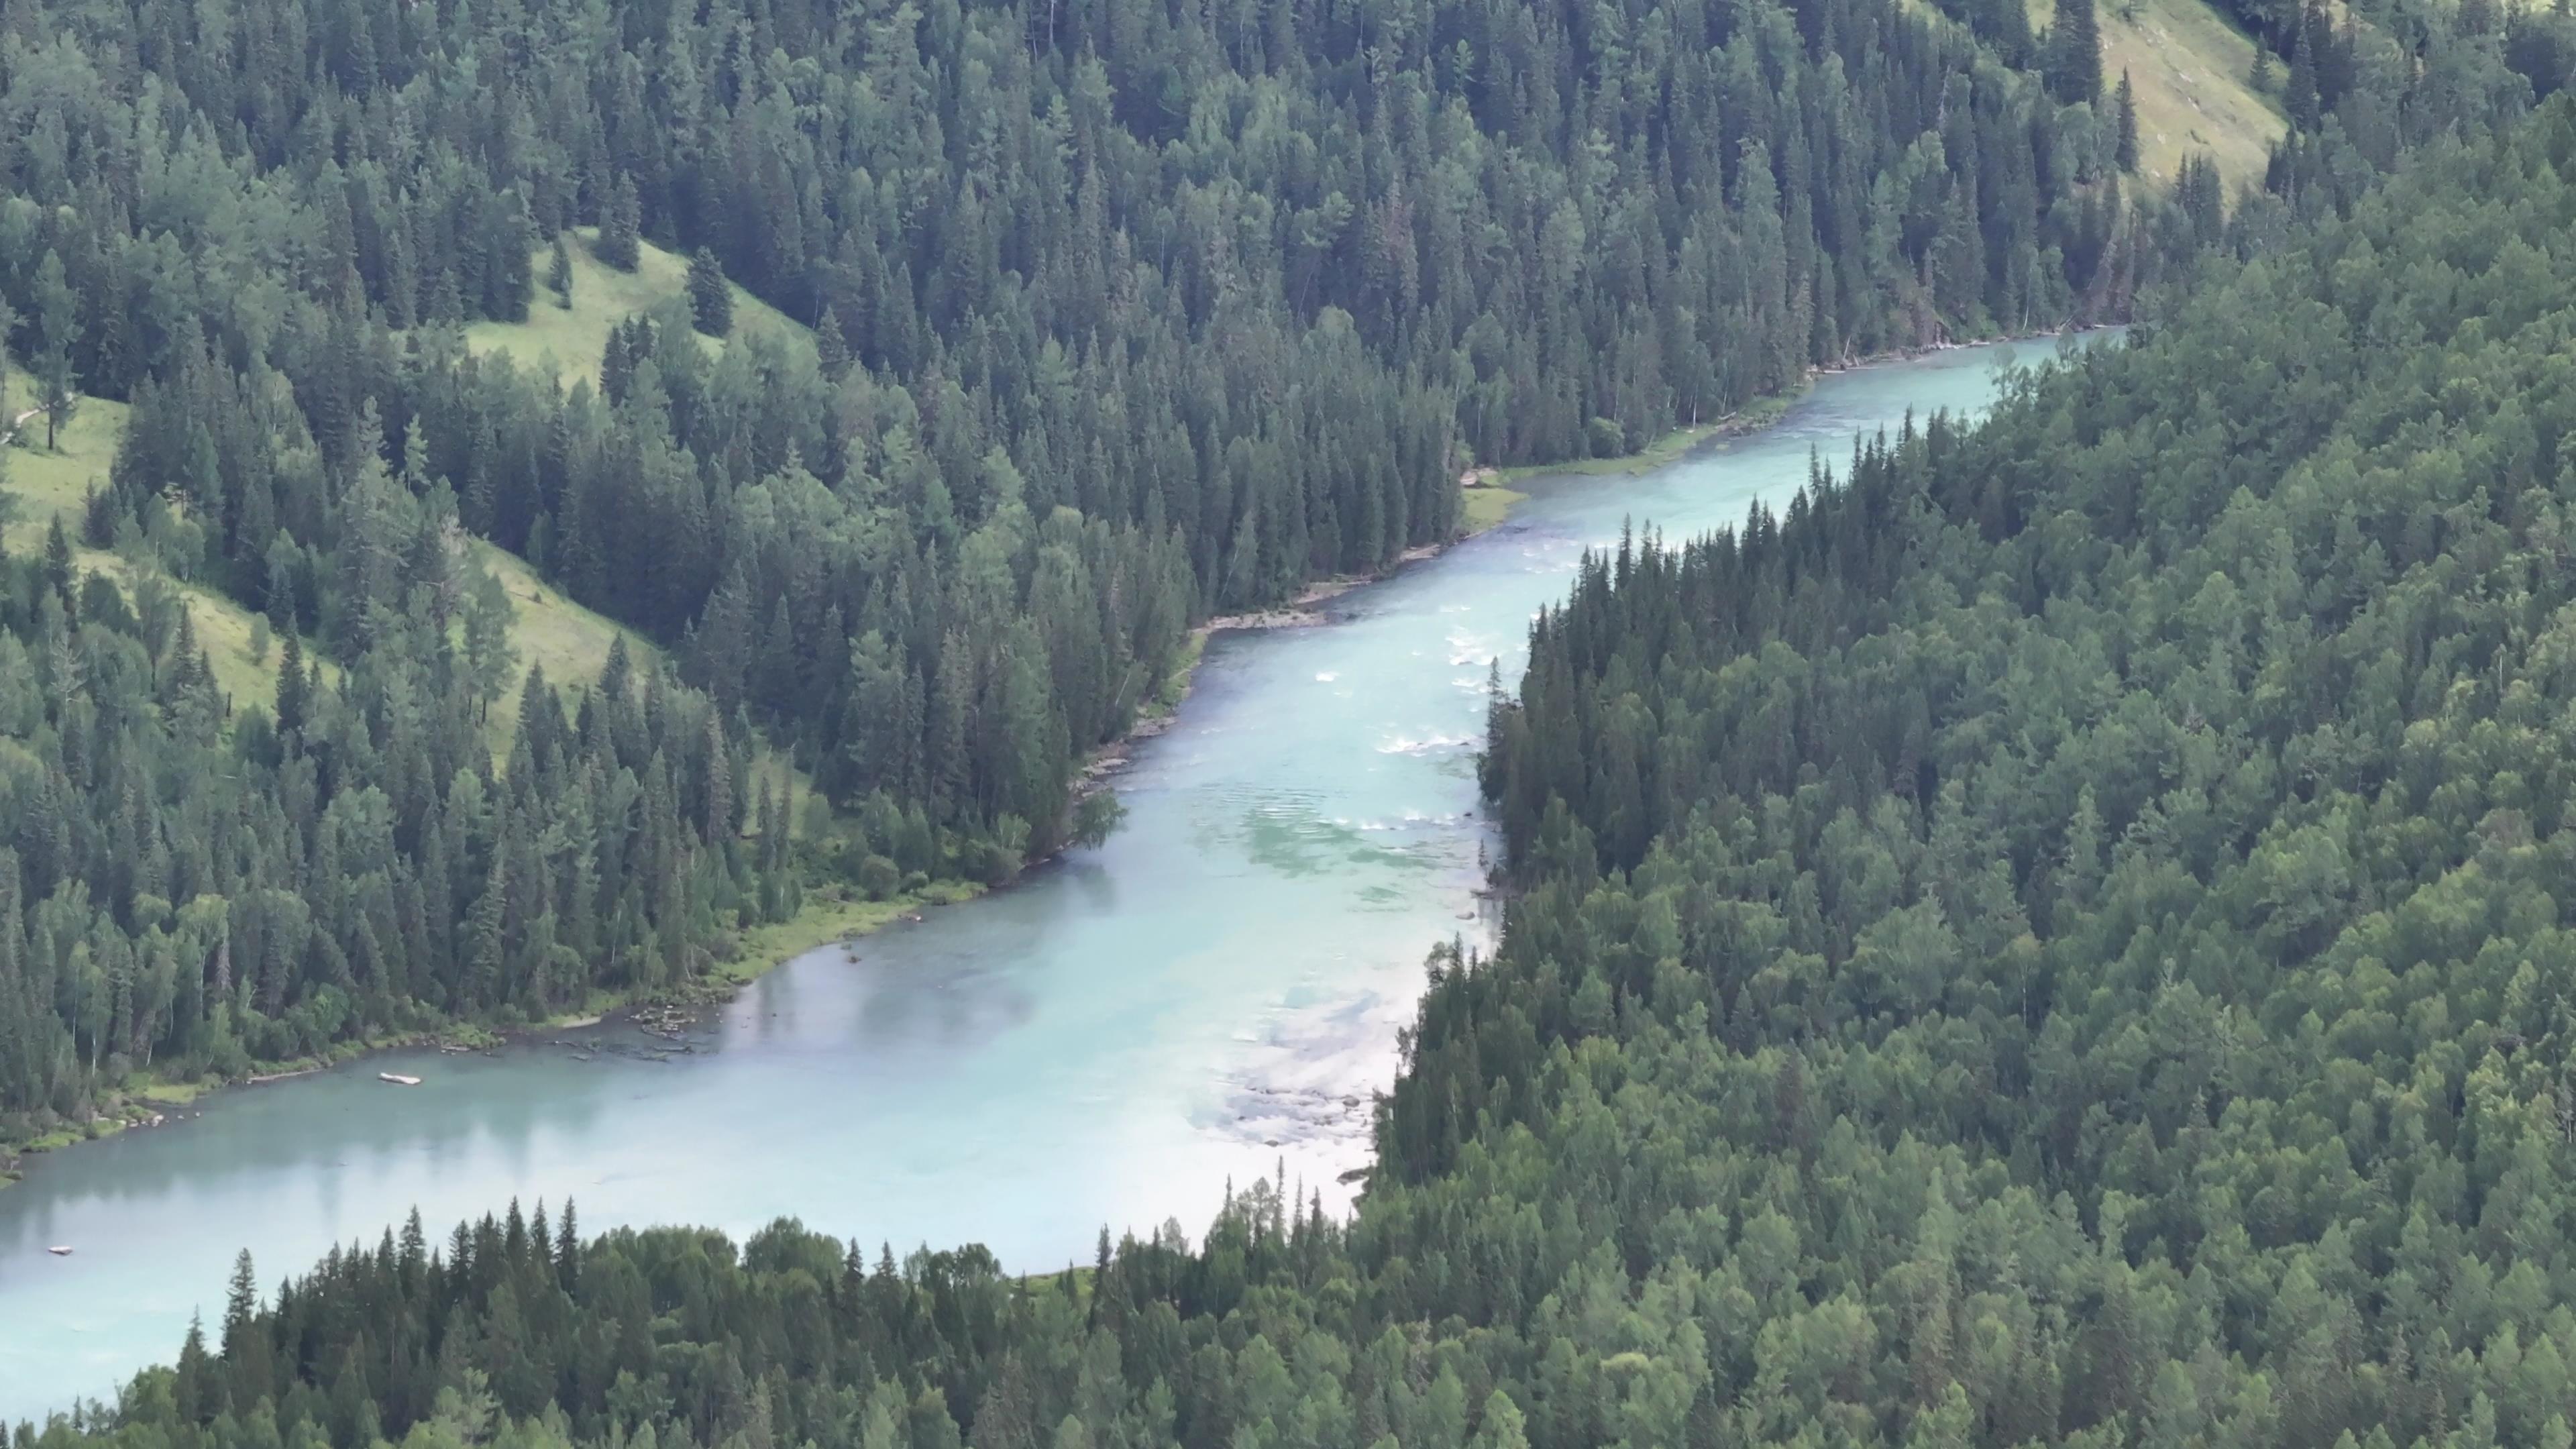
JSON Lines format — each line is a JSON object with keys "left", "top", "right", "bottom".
{"left": 1458, "top": 325, "right": 2105, "bottom": 531}
{"left": 0, "top": 328, "right": 2102, "bottom": 1192}
{"left": 3, "top": 337, "right": 2061, "bottom": 1427}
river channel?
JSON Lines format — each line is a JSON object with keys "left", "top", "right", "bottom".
{"left": 0, "top": 336, "right": 2079, "bottom": 1420}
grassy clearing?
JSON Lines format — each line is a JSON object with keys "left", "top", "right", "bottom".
{"left": 474, "top": 541, "right": 657, "bottom": 741}
{"left": 2, "top": 379, "right": 305, "bottom": 710}
{"left": 1458, "top": 483, "right": 1529, "bottom": 535}
{"left": 1495, "top": 392, "right": 1806, "bottom": 488}
{"left": 717, "top": 880, "right": 989, "bottom": 985}
{"left": 464, "top": 231, "right": 812, "bottom": 385}
{"left": 2035, "top": 0, "right": 2286, "bottom": 186}
{"left": 1, "top": 378, "right": 126, "bottom": 537}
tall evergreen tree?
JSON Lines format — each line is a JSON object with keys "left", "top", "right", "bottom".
{"left": 688, "top": 250, "right": 732, "bottom": 337}
{"left": 596, "top": 174, "right": 641, "bottom": 272}
{"left": 2114, "top": 70, "right": 2141, "bottom": 170}
{"left": 2047, "top": 0, "right": 2104, "bottom": 102}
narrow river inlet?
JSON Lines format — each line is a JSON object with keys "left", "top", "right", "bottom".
{"left": 0, "top": 337, "right": 2070, "bottom": 1421}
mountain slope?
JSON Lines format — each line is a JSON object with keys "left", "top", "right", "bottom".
{"left": 2038, "top": 0, "right": 2288, "bottom": 184}
{"left": 462, "top": 232, "right": 813, "bottom": 385}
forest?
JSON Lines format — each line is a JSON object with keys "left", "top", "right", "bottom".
{"left": 17, "top": 0, "right": 2576, "bottom": 1431}
{"left": 0, "top": 0, "right": 2334, "bottom": 1141}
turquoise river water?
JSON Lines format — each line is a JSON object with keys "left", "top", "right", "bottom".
{"left": 0, "top": 337, "right": 2079, "bottom": 1420}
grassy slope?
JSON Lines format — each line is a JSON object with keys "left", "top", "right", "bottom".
{"left": 2037, "top": 0, "right": 2288, "bottom": 186}
{"left": 1, "top": 381, "right": 298, "bottom": 710}
{"left": 465, "top": 231, "right": 811, "bottom": 384}
{"left": 473, "top": 540, "right": 655, "bottom": 741}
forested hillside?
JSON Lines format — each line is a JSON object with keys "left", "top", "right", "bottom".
{"left": 30, "top": 16, "right": 2576, "bottom": 1445}
{"left": 0, "top": 0, "right": 2263, "bottom": 1144}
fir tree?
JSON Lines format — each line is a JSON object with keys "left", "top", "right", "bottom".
{"left": 816, "top": 307, "right": 850, "bottom": 378}
{"left": 2045, "top": 0, "right": 2103, "bottom": 103}
{"left": 547, "top": 235, "right": 574, "bottom": 309}
{"left": 2287, "top": 29, "right": 2320, "bottom": 128}
{"left": 2114, "top": 71, "right": 2141, "bottom": 170}
{"left": 688, "top": 249, "right": 733, "bottom": 336}
{"left": 596, "top": 174, "right": 641, "bottom": 272}
{"left": 276, "top": 629, "right": 309, "bottom": 735}
{"left": 38, "top": 353, "right": 78, "bottom": 451}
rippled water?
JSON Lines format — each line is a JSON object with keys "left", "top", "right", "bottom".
{"left": 0, "top": 337, "right": 2080, "bottom": 1420}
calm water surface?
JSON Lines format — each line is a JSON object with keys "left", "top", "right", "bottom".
{"left": 0, "top": 337, "right": 2082, "bottom": 1419}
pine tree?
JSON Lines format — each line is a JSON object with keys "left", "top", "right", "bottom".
{"left": 2045, "top": 0, "right": 2102, "bottom": 103}
{"left": 596, "top": 174, "right": 641, "bottom": 272}
{"left": 2114, "top": 72, "right": 2140, "bottom": 171}
{"left": 547, "top": 236, "right": 574, "bottom": 309}
{"left": 0, "top": 295, "right": 16, "bottom": 412}
{"left": 221, "top": 1250, "right": 260, "bottom": 1354}
{"left": 276, "top": 629, "right": 309, "bottom": 735}
{"left": 2287, "top": 30, "right": 2320, "bottom": 128}
{"left": 816, "top": 307, "right": 851, "bottom": 378}
{"left": 688, "top": 249, "right": 733, "bottom": 336}
{"left": 38, "top": 355, "right": 78, "bottom": 451}
{"left": 43, "top": 515, "right": 74, "bottom": 608}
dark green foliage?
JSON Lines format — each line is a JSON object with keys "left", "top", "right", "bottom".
{"left": 685, "top": 250, "right": 730, "bottom": 337}
{"left": 40, "top": 81, "right": 2576, "bottom": 1449}
{"left": 547, "top": 238, "right": 573, "bottom": 310}
{"left": 2046, "top": 0, "right": 2104, "bottom": 102}
{"left": 594, "top": 175, "right": 641, "bottom": 273}
{"left": 0, "top": 499, "right": 792, "bottom": 1134}
{"left": 2115, "top": 70, "right": 2141, "bottom": 170}
{"left": 0, "top": 0, "right": 2307, "bottom": 1060}
{"left": 814, "top": 308, "right": 849, "bottom": 380}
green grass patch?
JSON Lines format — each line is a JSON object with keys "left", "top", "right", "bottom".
{"left": 474, "top": 541, "right": 660, "bottom": 744}
{"left": 1458, "top": 482, "right": 1528, "bottom": 535}
{"left": 731, "top": 881, "right": 988, "bottom": 970}
{"left": 0, "top": 377, "right": 312, "bottom": 715}
{"left": 464, "top": 231, "right": 813, "bottom": 385}
{"left": 1497, "top": 390, "right": 1805, "bottom": 486}
{"left": 1, "top": 377, "right": 127, "bottom": 546}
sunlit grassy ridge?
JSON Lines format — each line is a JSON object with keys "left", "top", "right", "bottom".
{"left": 472, "top": 539, "right": 661, "bottom": 743}
{"left": 464, "top": 230, "right": 812, "bottom": 384}
{"left": 2039, "top": 0, "right": 2288, "bottom": 185}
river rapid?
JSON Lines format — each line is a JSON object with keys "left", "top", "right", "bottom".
{"left": 0, "top": 337, "right": 2080, "bottom": 1421}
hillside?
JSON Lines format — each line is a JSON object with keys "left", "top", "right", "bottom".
{"left": 2, "top": 376, "right": 656, "bottom": 753}
{"left": 58, "top": 92, "right": 2576, "bottom": 1449}
{"left": 0, "top": 380, "right": 293, "bottom": 709}
{"left": 2039, "top": 0, "right": 2288, "bottom": 183}
{"left": 462, "top": 231, "right": 813, "bottom": 384}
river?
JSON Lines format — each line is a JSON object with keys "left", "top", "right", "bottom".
{"left": 0, "top": 337, "right": 2076, "bottom": 1421}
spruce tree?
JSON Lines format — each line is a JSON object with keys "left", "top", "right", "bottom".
{"left": 688, "top": 248, "right": 733, "bottom": 336}
{"left": 547, "top": 235, "right": 574, "bottom": 308}
{"left": 2287, "top": 30, "right": 2320, "bottom": 128}
{"left": 2046, "top": 0, "right": 2102, "bottom": 103}
{"left": 38, "top": 352, "right": 77, "bottom": 451}
{"left": 596, "top": 174, "right": 641, "bottom": 272}
{"left": 276, "top": 628, "right": 309, "bottom": 735}
{"left": 2114, "top": 71, "right": 2141, "bottom": 170}
{"left": 816, "top": 307, "right": 850, "bottom": 378}
{"left": 0, "top": 294, "right": 16, "bottom": 410}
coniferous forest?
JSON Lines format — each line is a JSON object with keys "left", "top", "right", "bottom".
{"left": 0, "top": 0, "right": 2337, "bottom": 1132}
{"left": 13, "top": 0, "right": 2576, "bottom": 1435}
{"left": 39, "top": 66, "right": 2576, "bottom": 1449}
